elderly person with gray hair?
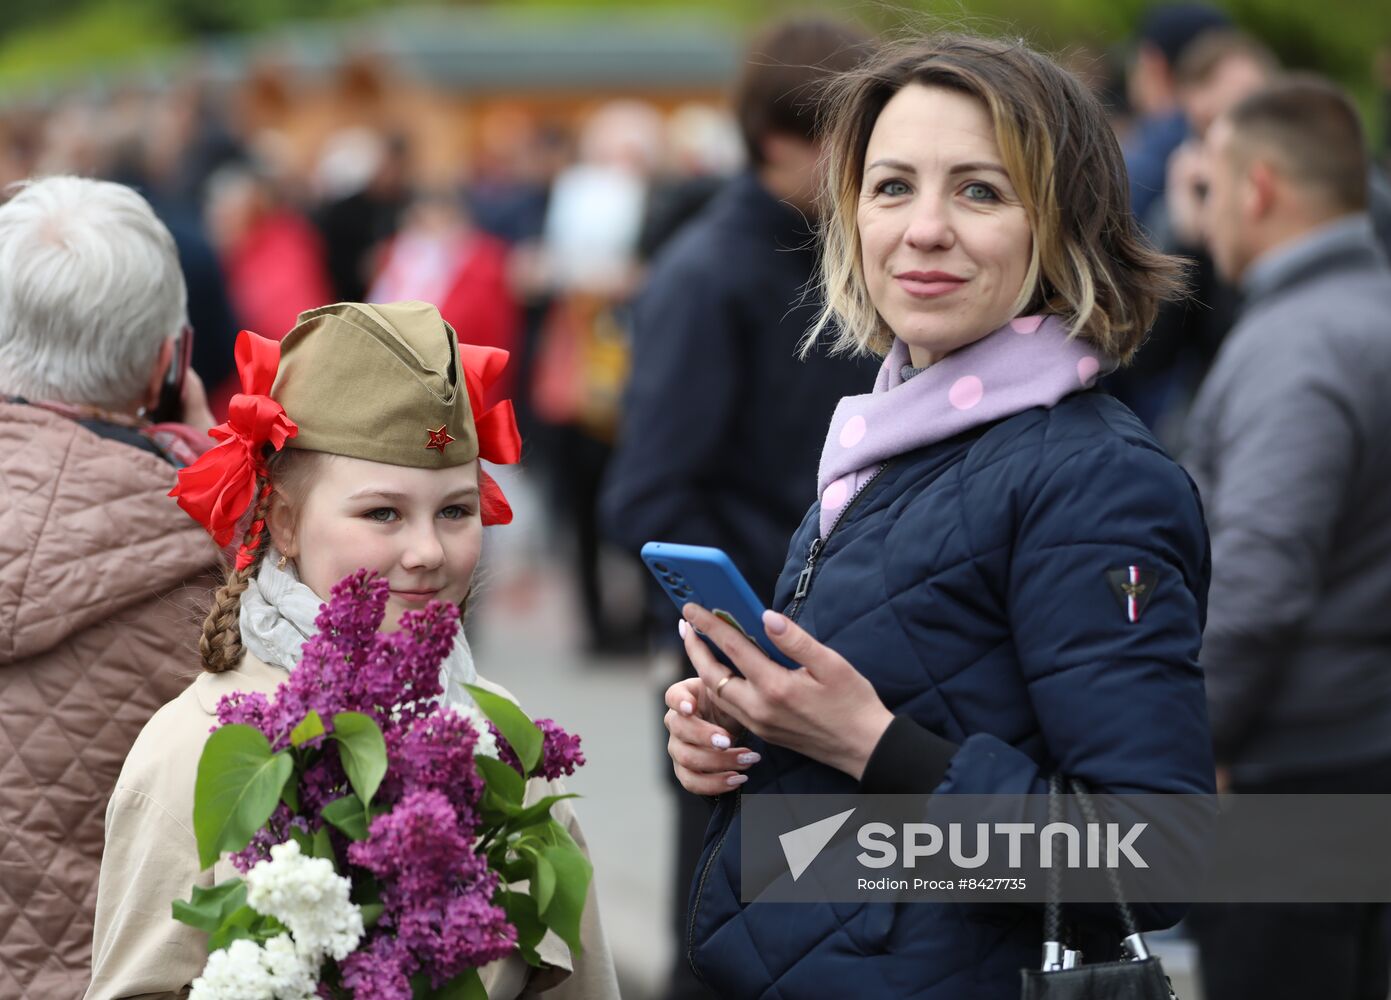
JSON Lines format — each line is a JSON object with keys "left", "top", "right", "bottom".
{"left": 0, "top": 175, "right": 220, "bottom": 998}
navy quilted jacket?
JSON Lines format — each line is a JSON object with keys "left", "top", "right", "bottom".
{"left": 687, "top": 391, "right": 1214, "bottom": 999}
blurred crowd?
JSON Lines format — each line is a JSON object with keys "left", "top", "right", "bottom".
{"left": 0, "top": 70, "right": 749, "bottom": 654}
{"left": 5, "top": 4, "right": 1391, "bottom": 998}
{"left": 0, "top": 9, "right": 1386, "bottom": 660}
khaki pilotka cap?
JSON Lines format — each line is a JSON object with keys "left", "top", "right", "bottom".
{"left": 271, "top": 301, "right": 478, "bottom": 468}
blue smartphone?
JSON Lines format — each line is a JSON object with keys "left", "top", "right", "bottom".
{"left": 640, "top": 541, "right": 797, "bottom": 669}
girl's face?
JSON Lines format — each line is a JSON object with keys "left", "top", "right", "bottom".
{"left": 270, "top": 454, "right": 483, "bottom": 631}
{"left": 857, "top": 84, "right": 1034, "bottom": 367}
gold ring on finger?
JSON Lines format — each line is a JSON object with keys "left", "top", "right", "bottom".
{"left": 715, "top": 674, "right": 734, "bottom": 696}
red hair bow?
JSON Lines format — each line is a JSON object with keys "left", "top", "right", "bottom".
{"left": 170, "top": 331, "right": 297, "bottom": 568}
{"left": 458, "top": 343, "right": 522, "bottom": 526}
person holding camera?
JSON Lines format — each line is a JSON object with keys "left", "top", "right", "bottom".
{"left": 662, "top": 35, "right": 1215, "bottom": 998}
{"left": 0, "top": 176, "right": 221, "bottom": 997}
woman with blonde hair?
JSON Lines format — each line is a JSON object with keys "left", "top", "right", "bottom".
{"left": 663, "top": 33, "right": 1213, "bottom": 997}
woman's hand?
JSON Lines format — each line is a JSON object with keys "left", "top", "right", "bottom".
{"left": 679, "top": 604, "right": 894, "bottom": 781}
{"left": 664, "top": 676, "right": 760, "bottom": 796}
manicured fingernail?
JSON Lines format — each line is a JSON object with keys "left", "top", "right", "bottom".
{"left": 678, "top": 620, "right": 690, "bottom": 639}
{"left": 679, "top": 700, "right": 694, "bottom": 715}
{"left": 726, "top": 774, "right": 748, "bottom": 787}
{"left": 738, "top": 752, "right": 761, "bottom": 765}
{"left": 763, "top": 610, "right": 788, "bottom": 635}
{"left": 711, "top": 733, "right": 731, "bottom": 750}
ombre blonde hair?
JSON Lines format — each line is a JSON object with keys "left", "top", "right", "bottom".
{"left": 807, "top": 33, "right": 1184, "bottom": 363}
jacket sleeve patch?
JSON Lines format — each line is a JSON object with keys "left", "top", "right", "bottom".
{"left": 1107, "top": 565, "right": 1158, "bottom": 623}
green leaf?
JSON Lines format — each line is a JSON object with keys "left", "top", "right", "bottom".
{"left": 532, "top": 854, "right": 556, "bottom": 914}
{"left": 291, "top": 823, "right": 337, "bottom": 865}
{"left": 465, "top": 684, "right": 543, "bottom": 774}
{"left": 475, "top": 754, "right": 526, "bottom": 807}
{"left": 431, "top": 967, "right": 488, "bottom": 1000}
{"left": 207, "top": 904, "right": 260, "bottom": 952}
{"left": 322, "top": 794, "right": 371, "bottom": 842}
{"left": 280, "top": 778, "right": 300, "bottom": 813}
{"left": 288, "top": 826, "right": 313, "bottom": 855}
{"left": 538, "top": 843, "right": 592, "bottom": 954}
{"left": 481, "top": 789, "right": 520, "bottom": 822}
{"left": 171, "top": 878, "right": 247, "bottom": 934}
{"left": 352, "top": 873, "right": 382, "bottom": 906}
{"left": 193, "top": 724, "right": 294, "bottom": 869}
{"left": 331, "top": 712, "right": 388, "bottom": 806}
{"left": 538, "top": 817, "right": 581, "bottom": 852}
{"left": 493, "top": 855, "right": 532, "bottom": 883}
{"left": 360, "top": 902, "right": 385, "bottom": 929}
{"left": 290, "top": 709, "right": 325, "bottom": 747}
{"left": 498, "top": 889, "right": 546, "bottom": 966}
{"left": 253, "top": 913, "right": 287, "bottom": 944}
{"left": 311, "top": 824, "right": 336, "bottom": 863}
{"left": 509, "top": 793, "right": 581, "bottom": 831}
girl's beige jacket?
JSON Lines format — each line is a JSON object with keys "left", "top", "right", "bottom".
{"left": 86, "top": 652, "right": 619, "bottom": 999}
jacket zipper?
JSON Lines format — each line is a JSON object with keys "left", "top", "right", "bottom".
{"left": 686, "top": 459, "right": 895, "bottom": 980}
{"left": 785, "top": 461, "right": 891, "bottom": 621}
{"left": 686, "top": 792, "right": 740, "bottom": 983}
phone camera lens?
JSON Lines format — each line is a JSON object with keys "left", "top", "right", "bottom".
{"left": 653, "top": 562, "right": 670, "bottom": 574}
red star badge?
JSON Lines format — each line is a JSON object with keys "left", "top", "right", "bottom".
{"left": 425, "top": 425, "right": 455, "bottom": 454}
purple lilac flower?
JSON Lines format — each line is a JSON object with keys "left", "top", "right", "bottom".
{"left": 214, "top": 571, "right": 463, "bottom": 748}
{"left": 228, "top": 803, "right": 307, "bottom": 874}
{"left": 393, "top": 878, "right": 516, "bottom": 987}
{"left": 299, "top": 755, "right": 349, "bottom": 817}
{"left": 535, "top": 719, "right": 586, "bottom": 779}
{"left": 348, "top": 791, "right": 516, "bottom": 980}
{"left": 200, "top": 570, "right": 548, "bottom": 989}
{"left": 381, "top": 711, "right": 485, "bottom": 824}
{"left": 348, "top": 791, "right": 484, "bottom": 897}
{"left": 339, "top": 933, "right": 414, "bottom": 1000}
{"left": 215, "top": 689, "right": 272, "bottom": 731}
{"left": 491, "top": 718, "right": 586, "bottom": 780}
{"left": 373, "top": 607, "right": 459, "bottom": 718}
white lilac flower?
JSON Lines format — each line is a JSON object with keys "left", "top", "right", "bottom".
{"left": 457, "top": 702, "right": 500, "bottom": 759}
{"left": 189, "top": 934, "right": 319, "bottom": 1000}
{"left": 245, "top": 840, "right": 365, "bottom": 961}
{"left": 261, "top": 934, "right": 319, "bottom": 1000}
{"left": 189, "top": 938, "right": 275, "bottom": 1000}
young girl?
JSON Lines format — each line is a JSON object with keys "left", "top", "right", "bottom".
{"left": 87, "top": 301, "right": 618, "bottom": 999}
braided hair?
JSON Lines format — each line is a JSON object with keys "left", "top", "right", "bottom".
{"left": 198, "top": 473, "right": 275, "bottom": 673}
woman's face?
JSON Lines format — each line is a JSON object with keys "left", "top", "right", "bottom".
{"left": 857, "top": 84, "right": 1034, "bottom": 367}
{"left": 271, "top": 454, "right": 483, "bottom": 631}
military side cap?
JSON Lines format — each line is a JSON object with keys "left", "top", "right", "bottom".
{"left": 272, "top": 301, "right": 478, "bottom": 468}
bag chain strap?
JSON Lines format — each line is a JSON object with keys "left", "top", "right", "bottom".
{"left": 1042, "top": 773, "right": 1152, "bottom": 968}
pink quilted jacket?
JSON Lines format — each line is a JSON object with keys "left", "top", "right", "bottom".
{"left": 0, "top": 403, "right": 219, "bottom": 999}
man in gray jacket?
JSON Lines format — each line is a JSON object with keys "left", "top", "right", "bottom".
{"left": 1182, "top": 77, "right": 1391, "bottom": 1000}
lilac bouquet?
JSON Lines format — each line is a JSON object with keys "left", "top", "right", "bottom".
{"left": 174, "top": 570, "right": 588, "bottom": 1000}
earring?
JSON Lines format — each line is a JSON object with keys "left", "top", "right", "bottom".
{"left": 277, "top": 554, "right": 288, "bottom": 570}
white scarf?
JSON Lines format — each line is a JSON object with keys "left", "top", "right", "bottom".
{"left": 239, "top": 546, "right": 479, "bottom": 709}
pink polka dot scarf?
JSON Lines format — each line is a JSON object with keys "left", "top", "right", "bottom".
{"left": 816, "top": 314, "right": 1115, "bottom": 538}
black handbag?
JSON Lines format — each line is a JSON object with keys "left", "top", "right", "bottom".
{"left": 1019, "top": 774, "right": 1179, "bottom": 1000}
